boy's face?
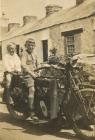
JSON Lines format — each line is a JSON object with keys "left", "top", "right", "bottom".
{"left": 26, "top": 42, "right": 35, "bottom": 54}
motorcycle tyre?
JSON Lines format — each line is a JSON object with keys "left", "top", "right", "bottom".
{"left": 70, "top": 88, "right": 95, "bottom": 140}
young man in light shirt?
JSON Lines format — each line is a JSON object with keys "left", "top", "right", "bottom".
{"left": 21, "top": 38, "right": 38, "bottom": 120}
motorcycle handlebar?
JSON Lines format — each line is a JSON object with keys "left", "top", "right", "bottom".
{"left": 6, "top": 71, "right": 23, "bottom": 76}
{"left": 34, "top": 64, "right": 65, "bottom": 72}
{"left": 35, "top": 75, "right": 64, "bottom": 80}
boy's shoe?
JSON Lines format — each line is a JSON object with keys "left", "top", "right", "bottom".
{"left": 30, "top": 112, "right": 39, "bottom": 121}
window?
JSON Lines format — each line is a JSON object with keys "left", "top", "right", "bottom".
{"left": 42, "top": 40, "right": 48, "bottom": 62}
{"left": 62, "top": 29, "right": 83, "bottom": 56}
{"left": 65, "top": 35, "right": 75, "bottom": 56}
{"left": 0, "top": 45, "right": 2, "bottom": 60}
{"left": 16, "top": 44, "right": 20, "bottom": 56}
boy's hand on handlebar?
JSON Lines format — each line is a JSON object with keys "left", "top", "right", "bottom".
{"left": 30, "top": 72, "right": 36, "bottom": 78}
{"left": 29, "top": 71, "right": 40, "bottom": 79}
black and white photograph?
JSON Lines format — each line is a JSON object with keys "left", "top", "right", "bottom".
{"left": 0, "top": 0, "right": 95, "bottom": 140}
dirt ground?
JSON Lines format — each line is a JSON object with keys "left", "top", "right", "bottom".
{"left": 0, "top": 103, "right": 79, "bottom": 140}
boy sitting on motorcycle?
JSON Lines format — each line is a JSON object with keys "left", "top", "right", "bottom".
{"left": 21, "top": 38, "right": 38, "bottom": 120}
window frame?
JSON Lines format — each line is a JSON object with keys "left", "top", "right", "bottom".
{"left": 0, "top": 45, "right": 2, "bottom": 60}
{"left": 62, "top": 28, "right": 83, "bottom": 56}
{"left": 65, "top": 35, "right": 75, "bottom": 56}
{"left": 42, "top": 40, "right": 48, "bottom": 62}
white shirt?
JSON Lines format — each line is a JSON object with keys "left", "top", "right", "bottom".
{"left": 21, "top": 51, "right": 37, "bottom": 72}
{"left": 3, "top": 53, "right": 21, "bottom": 72}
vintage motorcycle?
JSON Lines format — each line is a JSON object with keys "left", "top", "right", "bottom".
{"left": 3, "top": 57, "right": 95, "bottom": 140}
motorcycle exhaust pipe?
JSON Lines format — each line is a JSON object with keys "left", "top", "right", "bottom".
{"left": 50, "top": 79, "right": 59, "bottom": 119}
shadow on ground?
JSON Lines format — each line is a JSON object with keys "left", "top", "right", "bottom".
{"left": 0, "top": 112, "right": 78, "bottom": 140}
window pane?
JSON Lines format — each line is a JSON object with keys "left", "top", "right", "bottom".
{"left": 66, "top": 36, "right": 74, "bottom": 45}
{"left": 65, "top": 35, "right": 75, "bottom": 55}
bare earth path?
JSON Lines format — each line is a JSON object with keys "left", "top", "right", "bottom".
{"left": 0, "top": 103, "right": 80, "bottom": 140}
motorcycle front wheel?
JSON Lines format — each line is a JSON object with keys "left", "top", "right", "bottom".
{"left": 69, "top": 88, "right": 95, "bottom": 140}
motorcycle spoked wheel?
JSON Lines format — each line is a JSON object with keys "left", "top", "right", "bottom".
{"left": 68, "top": 88, "right": 95, "bottom": 140}
{"left": 6, "top": 87, "right": 30, "bottom": 120}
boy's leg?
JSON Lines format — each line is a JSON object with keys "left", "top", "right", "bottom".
{"left": 3, "top": 74, "right": 12, "bottom": 103}
{"left": 28, "top": 86, "right": 35, "bottom": 111}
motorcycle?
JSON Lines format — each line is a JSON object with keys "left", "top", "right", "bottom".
{"left": 3, "top": 58, "right": 95, "bottom": 140}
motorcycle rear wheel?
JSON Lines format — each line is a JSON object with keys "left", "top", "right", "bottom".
{"left": 6, "top": 88, "right": 30, "bottom": 120}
